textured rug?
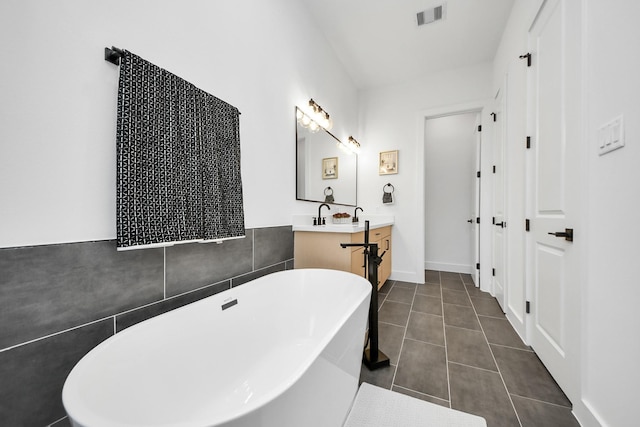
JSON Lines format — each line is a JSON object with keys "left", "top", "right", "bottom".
{"left": 344, "top": 383, "right": 487, "bottom": 427}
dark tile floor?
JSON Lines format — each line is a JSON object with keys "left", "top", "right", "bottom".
{"left": 359, "top": 270, "right": 581, "bottom": 427}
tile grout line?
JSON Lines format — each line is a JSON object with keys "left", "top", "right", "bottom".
{"left": 448, "top": 360, "right": 499, "bottom": 374}
{"left": 508, "top": 392, "right": 574, "bottom": 409}
{"left": 441, "top": 271, "right": 453, "bottom": 409}
{"left": 392, "top": 384, "right": 451, "bottom": 405}
{"left": 403, "top": 336, "right": 445, "bottom": 348}
{"left": 48, "top": 415, "right": 68, "bottom": 426}
{"left": 465, "top": 280, "right": 523, "bottom": 427}
{"left": 2, "top": 275, "right": 238, "bottom": 354}
{"left": 487, "top": 342, "right": 534, "bottom": 353}
{"left": 389, "top": 281, "right": 417, "bottom": 390}
{"left": 163, "top": 246, "right": 167, "bottom": 300}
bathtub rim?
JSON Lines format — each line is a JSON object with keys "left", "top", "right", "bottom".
{"left": 62, "top": 268, "right": 372, "bottom": 427}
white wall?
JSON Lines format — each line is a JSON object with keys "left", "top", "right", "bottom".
{"left": 583, "top": 0, "right": 640, "bottom": 425}
{"left": 0, "top": 0, "right": 359, "bottom": 248}
{"left": 492, "top": 0, "right": 640, "bottom": 425}
{"left": 424, "top": 113, "right": 477, "bottom": 273}
{"left": 358, "top": 63, "right": 493, "bottom": 283}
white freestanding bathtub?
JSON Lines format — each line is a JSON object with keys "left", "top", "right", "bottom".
{"left": 62, "top": 268, "right": 371, "bottom": 427}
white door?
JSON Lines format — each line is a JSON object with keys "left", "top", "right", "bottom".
{"left": 527, "top": 0, "right": 582, "bottom": 402}
{"left": 492, "top": 86, "right": 507, "bottom": 310}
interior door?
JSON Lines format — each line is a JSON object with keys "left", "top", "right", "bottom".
{"left": 492, "top": 87, "right": 507, "bottom": 310}
{"left": 527, "top": 0, "right": 581, "bottom": 401}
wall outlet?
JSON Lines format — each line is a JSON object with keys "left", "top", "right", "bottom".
{"left": 598, "top": 115, "right": 624, "bottom": 156}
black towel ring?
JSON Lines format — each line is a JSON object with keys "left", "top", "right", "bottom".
{"left": 324, "top": 186, "right": 334, "bottom": 196}
{"left": 383, "top": 183, "right": 395, "bottom": 193}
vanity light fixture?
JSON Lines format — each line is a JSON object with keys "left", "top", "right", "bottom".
{"left": 347, "top": 136, "right": 361, "bottom": 153}
{"left": 297, "top": 99, "right": 333, "bottom": 132}
{"left": 297, "top": 107, "right": 319, "bottom": 133}
{"left": 337, "top": 136, "right": 361, "bottom": 155}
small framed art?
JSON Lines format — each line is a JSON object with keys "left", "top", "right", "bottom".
{"left": 322, "top": 157, "right": 338, "bottom": 179}
{"left": 379, "top": 150, "right": 398, "bottom": 175}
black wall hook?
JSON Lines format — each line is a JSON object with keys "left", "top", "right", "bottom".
{"left": 104, "top": 46, "right": 124, "bottom": 65}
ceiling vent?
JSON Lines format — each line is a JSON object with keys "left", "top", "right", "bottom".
{"left": 417, "top": 4, "right": 445, "bottom": 26}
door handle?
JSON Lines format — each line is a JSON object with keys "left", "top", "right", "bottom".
{"left": 495, "top": 221, "right": 505, "bottom": 228}
{"left": 548, "top": 228, "right": 573, "bottom": 242}
{"left": 467, "top": 219, "right": 473, "bottom": 223}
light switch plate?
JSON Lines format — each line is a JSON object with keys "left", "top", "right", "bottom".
{"left": 598, "top": 115, "right": 624, "bottom": 156}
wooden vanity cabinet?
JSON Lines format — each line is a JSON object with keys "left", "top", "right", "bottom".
{"left": 353, "top": 226, "right": 392, "bottom": 288}
{"left": 377, "top": 227, "right": 392, "bottom": 287}
{"left": 294, "top": 225, "right": 392, "bottom": 290}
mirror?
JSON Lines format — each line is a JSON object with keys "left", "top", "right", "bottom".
{"left": 295, "top": 108, "right": 357, "bottom": 206}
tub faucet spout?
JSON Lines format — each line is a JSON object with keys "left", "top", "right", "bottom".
{"left": 317, "top": 203, "right": 330, "bottom": 225}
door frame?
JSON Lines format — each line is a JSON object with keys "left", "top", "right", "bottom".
{"left": 415, "top": 100, "right": 491, "bottom": 288}
{"left": 473, "top": 115, "right": 482, "bottom": 286}
{"left": 492, "top": 81, "right": 508, "bottom": 308}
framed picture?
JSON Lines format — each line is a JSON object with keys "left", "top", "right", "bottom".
{"left": 379, "top": 150, "right": 398, "bottom": 175}
{"left": 322, "top": 157, "right": 338, "bottom": 179}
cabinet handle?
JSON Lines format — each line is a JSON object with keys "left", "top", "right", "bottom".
{"left": 385, "top": 239, "right": 390, "bottom": 250}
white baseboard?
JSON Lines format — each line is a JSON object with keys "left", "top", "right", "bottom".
{"left": 424, "top": 261, "right": 472, "bottom": 274}
{"left": 389, "top": 270, "right": 423, "bottom": 284}
{"left": 390, "top": 263, "right": 473, "bottom": 284}
{"left": 573, "top": 398, "right": 605, "bottom": 427}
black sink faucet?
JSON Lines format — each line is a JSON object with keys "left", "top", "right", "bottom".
{"left": 316, "top": 203, "right": 330, "bottom": 225}
{"left": 353, "top": 207, "right": 363, "bottom": 223}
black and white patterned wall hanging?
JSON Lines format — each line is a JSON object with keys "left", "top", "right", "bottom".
{"left": 115, "top": 50, "right": 245, "bottom": 249}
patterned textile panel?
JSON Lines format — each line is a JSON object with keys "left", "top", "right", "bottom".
{"left": 116, "top": 50, "right": 244, "bottom": 249}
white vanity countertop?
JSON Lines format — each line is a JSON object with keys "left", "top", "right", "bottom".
{"left": 292, "top": 214, "right": 394, "bottom": 233}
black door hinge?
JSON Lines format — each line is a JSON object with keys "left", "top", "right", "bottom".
{"left": 478, "top": 125, "right": 482, "bottom": 132}
{"left": 492, "top": 216, "right": 496, "bottom": 224}
{"left": 477, "top": 171, "right": 481, "bottom": 178}
{"left": 476, "top": 217, "right": 480, "bottom": 224}
{"left": 519, "top": 52, "right": 532, "bottom": 67}
{"left": 526, "top": 136, "right": 531, "bottom": 149}
{"left": 492, "top": 268, "right": 496, "bottom": 276}
{"left": 526, "top": 301, "right": 531, "bottom": 313}
{"left": 525, "top": 219, "right": 530, "bottom": 232}
{"left": 493, "top": 165, "right": 496, "bottom": 173}
{"left": 490, "top": 112, "right": 497, "bottom": 122}
{"left": 476, "top": 263, "right": 480, "bottom": 270}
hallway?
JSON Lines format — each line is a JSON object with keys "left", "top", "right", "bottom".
{"left": 359, "top": 270, "right": 581, "bottom": 427}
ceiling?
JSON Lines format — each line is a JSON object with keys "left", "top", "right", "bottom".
{"left": 300, "top": 0, "right": 516, "bottom": 89}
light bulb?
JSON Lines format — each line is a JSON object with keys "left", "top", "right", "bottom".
{"left": 309, "top": 120, "right": 319, "bottom": 132}
{"left": 301, "top": 115, "right": 311, "bottom": 126}
{"left": 337, "top": 141, "right": 350, "bottom": 154}
{"left": 325, "top": 116, "right": 333, "bottom": 131}
{"left": 347, "top": 137, "right": 360, "bottom": 154}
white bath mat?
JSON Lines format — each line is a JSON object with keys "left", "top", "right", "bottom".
{"left": 343, "top": 383, "right": 487, "bottom": 427}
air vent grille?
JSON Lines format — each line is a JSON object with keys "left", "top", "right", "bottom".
{"left": 417, "top": 5, "right": 445, "bottom": 26}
